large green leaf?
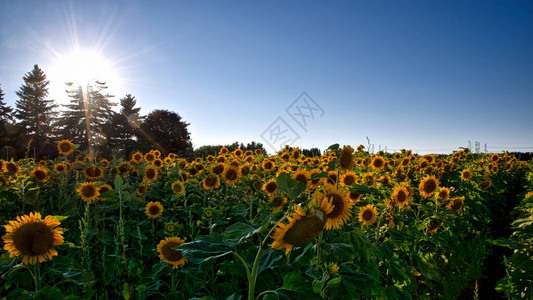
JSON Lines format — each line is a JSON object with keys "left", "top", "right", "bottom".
{"left": 176, "top": 233, "right": 234, "bottom": 264}
{"left": 276, "top": 172, "right": 306, "bottom": 200}
{"left": 223, "top": 222, "right": 259, "bottom": 246}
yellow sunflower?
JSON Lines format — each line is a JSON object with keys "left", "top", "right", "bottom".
{"left": 145, "top": 201, "right": 164, "bottom": 218}
{"left": 77, "top": 182, "right": 100, "bottom": 202}
{"left": 144, "top": 166, "right": 159, "bottom": 184}
{"left": 3, "top": 162, "right": 20, "bottom": 177}
{"left": 419, "top": 175, "right": 439, "bottom": 198}
{"left": 144, "top": 152, "right": 156, "bottom": 163}
{"left": 157, "top": 237, "right": 187, "bottom": 269}
{"left": 171, "top": 180, "right": 185, "bottom": 196}
{"left": 461, "top": 169, "right": 472, "bottom": 181}
{"left": 136, "top": 183, "right": 147, "bottom": 196}
{"left": 371, "top": 156, "right": 386, "bottom": 170}
{"left": 391, "top": 185, "right": 413, "bottom": 209}
{"left": 212, "top": 163, "right": 225, "bottom": 175}
{"left": 340, "top": 172, "right": 357, "bottom": 187}
{"left": 314, "top": 185, "right": 354, "bottom": 230}
{"left": 269, "top": 203, "right": 332, "bottom": 255}
{"left": 2, "top": 212, "right": 64, "bottom": 264}
{"left": 261, "top": 160, "right": 275, "bottom": 172}
{"left": 57, "top": 139, "right": 74, "bottom": 155}
{"left": 202, "top": 174, "right": 221, "bottom": 190}
{"left": 219, "top": 147, "right": 229, "bottom": 155}
{"left": 479, "top": 180, "right": 492, "bottom": 190}
{"left": 359, "top": 204, "right": 378, "bottom": 226}
{"left": 0, "top": 175, "right": 8, "bottom": 190}
{"left": 222, "top": 166, "right": 240, "bottom": 185}
{"left": 362, "top": 172, "right": 375, "bottom": 187}
{"left": 346, "top": 190, "right": 362, "bottom": 203}
{"left": 262, "top": 178, "right": 278, "bottom": 196}
{"left": 31, "top": 166, "right": 49, "bottom": 183}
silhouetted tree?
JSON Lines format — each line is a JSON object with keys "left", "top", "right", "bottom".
{"left": 14, "top": 65, "right": 58, "bottom": 159}
{"left": 138, "top": 109, "right": 193, "bottom": 158}
{"left": 106, "top": 94, "right": 144, "bottom": 157}
{"left": 0, "top": 83, "right": 16, "bottom": 159}
{"left": 193, "top": 141, "right": 267, "bottom": 158}
{"left": 56, "top": 81, "right": 115, "bottom": 157}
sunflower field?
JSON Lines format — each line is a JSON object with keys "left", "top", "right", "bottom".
{"left": 0, "top": 142, "right": 531, "bottom": 299}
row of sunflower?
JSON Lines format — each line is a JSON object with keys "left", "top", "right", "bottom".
{"left": 0, "top": 141, "right": 530, "bottom": 299}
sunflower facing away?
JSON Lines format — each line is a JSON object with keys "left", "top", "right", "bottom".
{"left": 270, "top": 202, "right": 332, "bottom": 255}
{"left": 57, "top": 139, "right": 74, "bottom": 155}
{"left": 157, "top": 237, "right": 187, "bottom": 269}
{"left": 2, "top": 212, "right": 64, "bottom": 264}
{"left": 359, "top": 204, "right": 378, "bottom": 226}
{"left": 338, "top": 146, "right": 355, "bottom": 171}
{"left": 77, "top": 182, "right": 100, "bottom": 201}
{"left": 145, "top": 201, "right": 163, "bottom": 218}
{"left": 419, "top": 175, "right": 439, "bottom": 198}
{"left": 314, "top": 185, "right": 354, "bottom": 230}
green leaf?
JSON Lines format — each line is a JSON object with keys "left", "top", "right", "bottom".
{"left": 276, "top": 172, "right": 306, "bottom": 200}
{"left": 349, "top": 184, "right": 372, "bottom": 194}
{"left": 280, "top": 272, "right": 309, "bottom": 293}
{"left": 327, "top": 276, "right": 342, "bottom": 287}
{"left": 257, "top": 248, "right": 283, "bottom": 275}
{"left": 327, "top": 144, "right": 340, "bottom": 152}
{"left": 223, "top": 222, "right": 259, "bottom": 245}
{"left": 114, "top": 174, "right": 123, "bottom": 190}
{"left": 176, "top": 233, "right": 234, "bottom": 264}
{"left": 327, "top": 161, "right": 337, "bottom": 171}
{"left": 122, "top": 282, "right": 130, "bottom": 300}
{"left": 308, "top": 172, "right": 329, "bottom": 181}
{"left": 135, "top": 284, "right": 147, "bottom": 293}
{"left": 41, "top": 285, "right": 62, "bottom": 299}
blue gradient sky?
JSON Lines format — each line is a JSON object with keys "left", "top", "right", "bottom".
{"left": 1, "top": 1, "right": 532, "bottom": 154}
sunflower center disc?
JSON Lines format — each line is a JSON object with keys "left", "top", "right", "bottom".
{"left": 284, "top": 210, "right": 326, "bottom": 246}
{"left": 13, "top": 222, "right": 54, "bottom": 256}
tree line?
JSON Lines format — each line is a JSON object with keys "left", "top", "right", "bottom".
{"left": 0, "top": 64, "right": 193, "bottom": 160}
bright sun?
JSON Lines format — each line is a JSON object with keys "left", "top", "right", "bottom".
{"left": 48, "top": 48, "right": 122, "bottom": 102}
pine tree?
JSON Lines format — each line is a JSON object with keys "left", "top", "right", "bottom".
{"left": 14, "top": 65, "right": 58, "bottom": 159}
{"left": 56, "top": 81, "right": 115, "bottom": 157}
{"left": 106, "top": 94, "right": 144, "bottom": 157}
{"left": 0, "top": 83, "right": 13, "bottom": 124}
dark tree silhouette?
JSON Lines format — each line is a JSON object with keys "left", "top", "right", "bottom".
{"left": 138, "top": 109, "right": 193, "bottom": 158}
{"left": 56, "top": 81, "right": 115, "bottom": 157}
{"left": 14, "top": 65, "right": 58, "bottom": 159}
{"left": 106, "top": 94, "right": 144, "bottom": 157}
{"left": 0, "top": 83, "right": 16, "bottom": 159}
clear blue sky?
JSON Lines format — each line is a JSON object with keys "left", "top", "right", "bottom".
{"left": 1, "top": 0, "right": 532, "bottom": 154}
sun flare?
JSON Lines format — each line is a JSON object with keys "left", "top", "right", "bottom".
{"left": 48, "top": 49, "right": 122, "bottom": 101}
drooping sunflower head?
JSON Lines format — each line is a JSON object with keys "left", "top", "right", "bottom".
{"left": 419, "top": 175, "right": 439, "bottom": 198}
{"left": 269, "top": 206, "right": 327, "bottom": 255}
{"left": 57, "top": 140, "right": 74, "bottom": 155}
{"left": 359, "top": 204, "right": 378, "bottom": 226}
{"left": 77, "top": 182, "right": 100, "bottom": 202}
{"left": 461, "top": 169, "right": 472, "bottom": 181}
{"left": 157, "top": 237, "right": 187, "bottom": 269}
{"left": 31, "top": 166, "right": 49, "bottom": 183}
{"left": 83, "top": 166, "right": 104, "bottom": 180}
{"left": 144, "top": 166, "right": 159, "bottom": 184}
{"left": 269, "top": 195, "right": 286, "bottom": 210}
{"left": 437, "top": 187, "right": 450, "bottom": 202}
{"left": 371, "top": 156, "right": 386, "bottom": 170}
{"left": 448, "top": 196, "right": 465, "bottom": 212}
{"left": 171, "top": 180, "right": 185, "bottom": 196}
{"left": 97, "top": 184, "right": 112, "bottom": 201}
{"left": 145, "top": 201, "right": 163, "bottom": 218}
{"left": 362, "top": 172, "right": 375, "bottom": 187}
{"left": 3, "top": 162, "right": 20, "bottom": 177}
{"left": 222, "top": 166, "right": 240, "bottom": 184}
{"left": 202, "top": 174, "right": 221, "bottom": 190}
{"left": 2, "top": 212, "right": 64, "bottom": 264}
{"left": 292, "top": 169, "right": 309, "bottom": 188}
{"left": 338, "top": 146, "right": 355, "bottom": 171}
{"left": 314, "top": 185, "right": 353, "bottom": 230}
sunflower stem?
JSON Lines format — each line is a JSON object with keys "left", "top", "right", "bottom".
{"left": 233, "top": 251, "right": 251, "bottom": 280}
{"left": 316, "top": 230, "right": 323, "bottom": 266}
{"left": 34, "top": 261, "right": 41, "bottom": 292}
